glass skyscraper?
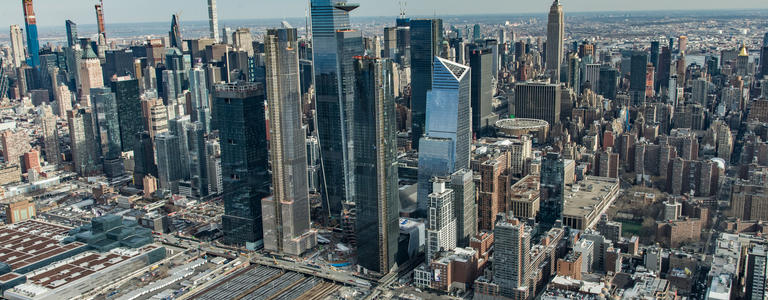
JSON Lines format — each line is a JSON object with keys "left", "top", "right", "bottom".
{"left": 352, "top": 57, "right": 400, "bottom": 275}
{"left": 262, "top": 27, "right": 317, "bottom": 256}
{"left": 90, "top": 87, "right": 124, "bottom": 177}
{"left": 216, "top": 82, "right": 271, "bottom": 248}
{"left": 539, "top": 152, "right": 565, "bottom": 229}
{"left": 417, "top": 57, "right": 471, "bottom": 211}
{"left": 110, "top": 77, "right": 142, "bottom": 152}
{"left": 311, "top": 0, "right": 363, "bottom": 218}
{"left": 410, "top": 19, "right": 443, "bottom": 150}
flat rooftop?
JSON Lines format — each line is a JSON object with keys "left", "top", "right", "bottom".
{"left": 563, "top": 176, "right": 619, "bottom": 220}
{"left": 0, "top": 220, "right": 87, "bottom": 272}
{"left": 509, "top": 175, "right": 540, "bottom": 202}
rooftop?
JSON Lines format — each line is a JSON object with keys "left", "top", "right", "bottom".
{"left": 0, "top": 220, "right": 88, "bottom": 272}
{"left": 563, "top": 176, "right": 620, "bottom": 222}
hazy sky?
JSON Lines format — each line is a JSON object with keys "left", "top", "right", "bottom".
{"left": 2, "top": 0, "right": 768, "bottom": 29}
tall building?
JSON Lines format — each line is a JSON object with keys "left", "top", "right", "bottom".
{"left": 598, "top": 65, "right": 618, "bottom": 100}
{"left": 79, "top": 45, "right": 104, "bottom": 98}
{"left": 216, "top": 82, "right": 271, "bottom": 248}
{"left": 133, "top": 131, "right": 157, "bottom": 188}
{"left": 760, "top": 32, "right": 768, "bottom": 77}
{"left": 539, "top": 152, "right": 565, "bottom": 229}
{"left": 630, "top": 51, "right": 648, "bottom": 105}
{"left": 65, "top": 20, "right": 78, "bottom": 48}
{"left": 469, "top": 48, "right": 495, "bottom": 133}
{"left": 352, "top": 57, "right": 399, "bottom": 274}
{"left": 417, "top": 57, "right": 471, "bottom": 211}
{"left": 155, "top": 132, "right": 182, "bottom": 193}
{"left": 208, "top": 0, "right": 220, "bottom": 42}
{"left": 494, "top": 213, "right": 531, "bottom": 299}
{"left": 567, "top": 53, "right": 581, "bottom": 95}
{"left": 110, "top": 77, "right": 142, "bottom": 152}
{"left": 513, "top": 82, "right": 561, "bottom": 125}
{"left": 68, "top": 108, "right": 102, "bottom": 176}
{"left": 426, "top": 179, "right": 457, "bottom": 262}
{"left": 410, "top": 18, "right": 444, "bottom": 149}
{"left": 90, "top": 87, "right": 124, "bottom": 177}
{"left": 546, "top": 0, "right": 564, "bottom": 83}
{"left": 37, "top": 105, "right": 60, "bottom": 166}
{"left": 451, "top": 169, "right": 476, "bottom": 247}
{"left": 746, "top": 245, "right": 768, "bottom": 300}
{"left": 169, "top": 14, "right": 183, "bottom": 50}
{"left": 187, "top": 122, "right": 209, "bottom": 198}
{"left": 261, "top": 27, "right": 317, "bottom": 256}
{"left": 310, "top": 0, "right": 363, "bottom": 218}
{"left": 650, "top": 41, "right": 660, "bottom": 69}
{"left": 188, "top": 64, "right": 211, "bottom": 133}
{"left": 657, "top": 46, "right": 671, "bottom": 94}
{"left": 22, "top": 0, "right": 40, "bottom": 67}
{"left": 9, "top": 25, "right": 25, "bottom": 68}
{"left": 94, "top": 1, "right": 106, "bottom": 40}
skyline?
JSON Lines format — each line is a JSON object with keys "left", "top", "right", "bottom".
{"left": 2, "top": 0, "right": 768, "bottom": 30}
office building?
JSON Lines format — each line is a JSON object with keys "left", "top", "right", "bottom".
{"left": 90, "top": 87, "right": 124, "bottom": 177}
{"left": 68, "top": 108, "right": 102, "bottom": 176}
{"left": 630, "top": 51, "right": 648, "bottom": 105}
{"left": 79, "top": 45, "right": 104, "bottom": 98}
{"left": 187, "top": 122, "right": 209, "bottom": 198}
{"left": 494, "top": 213, "right": 531, "bottom": 299}
{"left": 311, "top": 0, "right": 363, "bottom": 217}
{"left": 37, "top": 105, "right": 60, "bottom": 166}
{"left": 567, "top": 53, "right": 581, "bottom": 95}
{"left": 208, "top": 0, "right": 220, "bottom": 42}
{"left": 747, "top": 245, "right": 768, "bottom": 300}
{"left": 410, "top": 18, "right": 444, "bottom": 149}
{"left": 469, "top": 48, "right": 496, "bottom": 133}
{"left": 133, "top": 131, "right": 157, "bottom": 188}
{"left": 546, "top": 0, "right": 564, "bottom": 83}
{"left": 451, "top": 169, "right": 476, "bottom": 247}
{"left": 598, "top": 65, "right": 618, "bottom": 100}
{"left": 110, "top": 77, "right": 142, "bottom": 152}
{"left": 155, "top": 132, "right": 182, "bottom": 193}
{"left": 189, "top": 64, "right": 211, "bottom": 133}
{"left": 169, "top": 14, "right": 182, "bottom": 50}
{"left": 426, "top": 179, "right": 457, "bottom": 262}
{"left": 216, "top": 82, "right": 271, "bottom": 248}
{"left": 9, "top": 25, "right": 25, "bottom": 68}
{"left": 514, "top": 82, "right": 561, "bottom": 125}
{"left": 351, "top": 57, "right": 399, "bottom": 274}
{"left": 418, "top": 57, "right": 471, "bottom": 211}
{"left": 261, "top": 27, "right": 317, "bottom": 256}
{"left": 539, "top": 152, "right": 566, "bottom": 229}
{"left": 65, "top": 20, "right": 78, "bottom": 48}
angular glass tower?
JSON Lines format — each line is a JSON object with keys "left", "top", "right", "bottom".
{"left": 417, "top": 57, "right": 471, "bottom": 211}
{"left": 91, "top": 87, "right": 124, "bottom": 177}
{"left": 110, "top": 77, "right": 142, "bottom": 152}
{"left": 216, "top": 82, "right": 271, "bottom": 248}
{"left": 311, "top": 0, "right": 363, "bottom": 218}
{"left": 352, "top": 57, "right": 400, "bottom": 275}
{"left": 262, "top": 27, "right": 317, "bottom": 256}
{"left": 410, "top": 19, "right": 443, "bottom": 149}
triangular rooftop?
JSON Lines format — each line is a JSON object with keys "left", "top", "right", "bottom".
{"left": 435, "top": 56, "right": 469, "bottom": 81}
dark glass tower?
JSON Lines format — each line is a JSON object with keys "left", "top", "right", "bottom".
{"left": 311, "top": 0, "right": 363, "bottom": 218}
{"left": 599, "top": 64, "right": 618, "bottom": 100}
{"left": 22, "top": 0, "right": 41, "bottom": 67}
{"left": 629, "top": 51, "right": 648, "bottom": 105}
{"left": 353, "top": 57, "right": 399, "bottom": 274}
{"left": 539, "top": 152, "right": 565, "bottom": 229}
{"left": 650, "top": 41, "right": 660, "bottom": 69}
{"left": 169, "top": 14, "right": 183, "bottom": 50}
{"left": 90, "top": 87, "right": 124, "bottom": 177}
{"left": 133, "top": 131, "right": 157, "bottom": 188}
{"left": 65, "top": 20, "right": 78, "bottom": 48}
{"left": 410, "top": 18, "right": 443, "bottom": 150}
{"left": 656, "top": 46, "right": 671, "bottom": 94}
{"left": 468, "top": 47, "right": 494, "bottom": 134}
{"left": 216, "top": 82, "right": 270, "bottom": 247}
{"left": 110, "top": 77, "right": 143, "bottom": 152}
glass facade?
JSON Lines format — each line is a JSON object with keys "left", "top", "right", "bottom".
{"left": 352, "top": 58, "right": 399, "bottom": 274}
{"left": 215, "top": 82, "right": 270, "bottom": 247}
{"left": 539, "top": 152, "right": 565, "bottom": 229}
{"left": 417, "top": 57, "right": 471, "bottom": 210}
{"left": 410, "top": 19, "right": 443, "bottom": 149}
{"left": 311, "top": 0, "right": 363, "bottom": 218}
{"left": 155, "top": 132, "right": 182, "bottom": 193}
{"left": 111, "top": 78, "right": 143, "bottom": 152}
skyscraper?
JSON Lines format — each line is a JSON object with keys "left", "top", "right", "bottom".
{"left": 567, "top": 53, "right": 581, "bottom": 95}
{"left": 513, "top": 82, "right": 561, "bottom": 125}
{"left": 352, "top": 57, "right": 399, "bottom": 274}
{"left": 746, "top": 245, "right": 768, "bottom": 300}
{"left": 94, "top": 1, "right": 106, "bottom": 39}
{"left": 469, "top": 47, "right": 495, "bottom": 133}
{"left": 169, "top": 14, "right": 183, "bottom": 50}
{"left": 65, "top": 20, "right": 78, "bottom": 48}
{"left": 546, "top": 0, "right": 564, "bottom": 83}
{"left": 79, "top": 45, "right": 104, "bottom": 98}
{"left": 68, "top": 107, "right": 102, "bottom": 176}
{"left": 650, "top": 41, "right": 660, "bottom": 68}
{"left": 426, "top": 179, "right": 457, "bottom": 262}
{"left": 261, "top": 27, "right": 317, "bottom": 256}
{"left": 451, "top": 169, "right": 476, "bottom": 247}
{"left": 629, "top": 51, "right": 648, "bottom": 105}
{"left": 417, "top": 57, "right": 471, "bottom": 211}
{"left": 216, "top": 82, "right": 271, "bottom": 248}
{"left": 760, "top": 32, "right": 768, "bottom": 77}
{"left": 656, "top": 46, "right": 671, "bottom": 94}
{"left": 187, "top": 122, "right": 209, "bottom": 198}
{"left": 90, "top": 87, "right": 124, "bottom": 177}
{"left": 37, "top": 105, "right": 60, "bottom": 166}
{"left": 494, "top": 213, "right": 531, "bottom": 299}
{"left": 110, "top": 77, "right": 142, "bottom": 152}
{"left": 208, "top": 0, "right": 220, "bottom": 42}
{"left": 155, "top": 132, "right": 182, "bottom": 193}
{"left": 9, "top": 25, "right": 25, "bottom": 68}
{"left": 133, "top": 131, "right": 157, "bottom": 188}
{"left": 539, "top": 152, "right": 565, "bottom": 229}
{"left": 311, "top": 0, "right": 363, "bottom": 218}
{"left": 188, "top": 64, "right": 211, "bottom": 133}
{"left": 410, "top": 19, "right": 444, "bottom": 149}
{"left": 22, "top": 0, "right": 40, "bottom": 67}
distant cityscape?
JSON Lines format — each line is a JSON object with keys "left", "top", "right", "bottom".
{"left": 0, "top": 0, "right": 768, "bottom": 300}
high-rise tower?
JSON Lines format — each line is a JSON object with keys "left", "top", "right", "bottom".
{"left": 417, "top": 57, "right": 471, "bottom": 211}
{"left": 262, "top": 27, "right": 317, "bottom": 256}
{"left": 208, "top": 0, "right": 220, "bottom": 42}
{"left": 310, "top": 0, "right": 363, "bottom": 218}
{"left": 169, "top": 14, "right": 183, "bottom": 50}
{"left": 539, "top": 152, "right": 565, "bottom": 229}
{"left": 352, "top": 57, "right": 400, "bottom": 275}
{"left": 494, "top": 213, "right": 531, "bottom": 299}
{"left": 216, "top": 82, "right": 271, "bottom": 247}
{"left": 9, "top": 25, "right": 25, "bottom": 68}
{"left": 65, "top": 20, "right": 78, "bottom": 48}
{"left": 95, "top": 1, "right": 106, "bottom": 39}
{"left": 22, "top": 0, "right": 40, "bottom": 67}
{"left": 410, "top": 19, "right": 444, "bottom": 149}
{"left": 545, "top": 0, "right": 564, "bottom": 83}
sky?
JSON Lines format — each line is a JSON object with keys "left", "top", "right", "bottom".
{"left": 2, "top": 0, "right": 768, "bottom": 29}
